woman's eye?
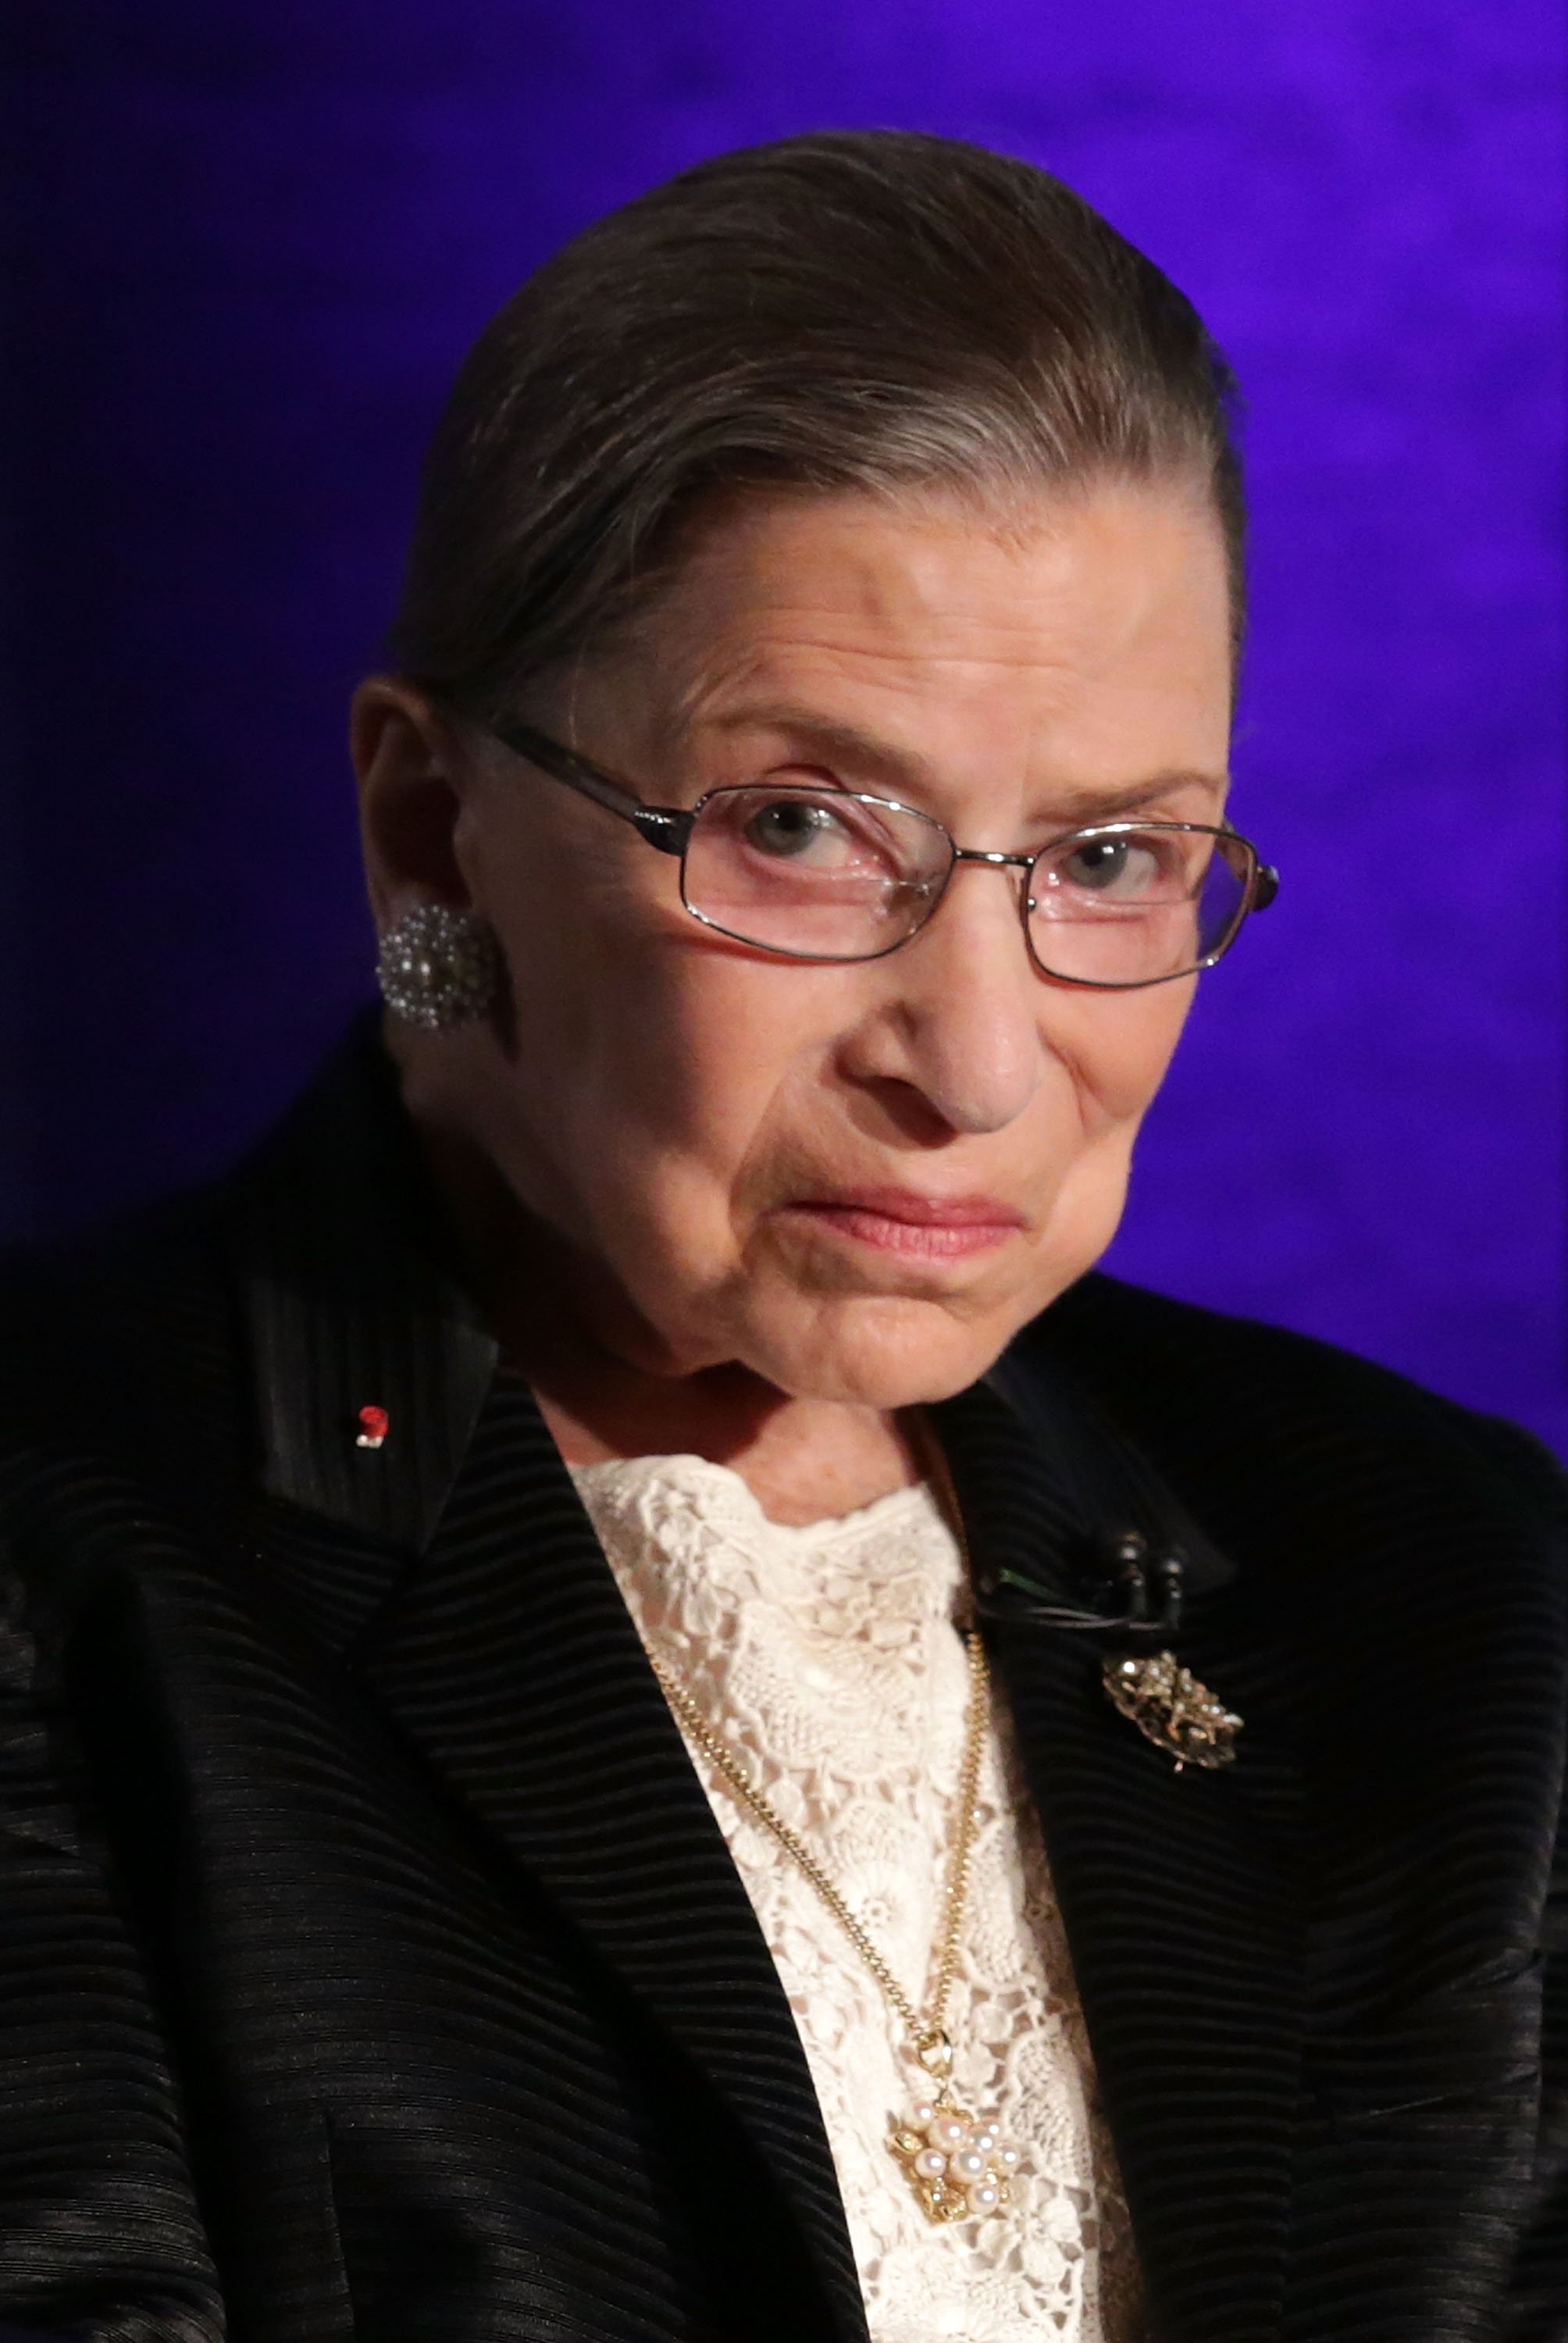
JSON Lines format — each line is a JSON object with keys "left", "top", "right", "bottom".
{"left": 1057, "top": 836, "right": 1161, "bottom": 894}
{"left": 742, "top": 798, "right": 843, "bottom": 858}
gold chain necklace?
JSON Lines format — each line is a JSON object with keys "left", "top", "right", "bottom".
{"left": 646, "top": 1617, "right": 1024, "bottom": 2228}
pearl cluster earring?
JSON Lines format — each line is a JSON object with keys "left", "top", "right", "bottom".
{"left": 376, "top": 904, "right": 501, "bottom": 1029}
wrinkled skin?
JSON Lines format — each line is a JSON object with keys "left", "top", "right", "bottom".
{"left": 353, "top": 478, "right": 1234, "bottom": 1520}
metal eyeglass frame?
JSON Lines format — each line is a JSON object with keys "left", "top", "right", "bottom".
{"left": 486, "top": 715, "right": 1280, "bottom": 990}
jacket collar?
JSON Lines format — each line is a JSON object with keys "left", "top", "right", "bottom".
{"left": 235, "top": 1015, "right": 500, "bottom": 1552}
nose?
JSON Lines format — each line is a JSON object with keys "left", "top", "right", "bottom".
{"left": 844, "top": 859, "right": 1051, "bottom": 1136}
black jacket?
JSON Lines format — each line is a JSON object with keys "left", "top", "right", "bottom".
{"left": 1, "top": 1026, "right": 1565, "bottom": 2343}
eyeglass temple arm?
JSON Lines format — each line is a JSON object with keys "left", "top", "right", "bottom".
{"left": 1210, "top": 818, "right": 1280, "bottom": 915}
{"left": 490, "top": 719, "right": 694, "bottom": 857}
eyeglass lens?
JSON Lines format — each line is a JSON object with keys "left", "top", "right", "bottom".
{"left": 680, "top": 785, "right": 1253, "bottom": 982}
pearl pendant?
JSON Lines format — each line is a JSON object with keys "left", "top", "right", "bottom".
{"left": 886, "top": 2093, "right": 1021, "bottom": 2226}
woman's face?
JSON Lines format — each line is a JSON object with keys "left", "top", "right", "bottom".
{"left": 362, "top": 477, "right": 1235, "bottom": 1410}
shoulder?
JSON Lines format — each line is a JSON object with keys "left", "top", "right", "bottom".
{"left": 1027, "top": 1271, "right": 1568, "bottom": 1564}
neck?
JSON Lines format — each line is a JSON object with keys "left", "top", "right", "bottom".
{"left": 408, "top": 1106, "right": 922, "bottom": 1528}
{"left": 540, "top": 1371, "right": 923, "bottom": 1527}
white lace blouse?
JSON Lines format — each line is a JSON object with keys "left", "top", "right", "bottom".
{"left": 568, "top": 1453, "right": 1147, "bottom": 2343}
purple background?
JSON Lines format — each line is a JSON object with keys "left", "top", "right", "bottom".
{"left": 5, "top": 2, "right": 1565, "bottom": 1450}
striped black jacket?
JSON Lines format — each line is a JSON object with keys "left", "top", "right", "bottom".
{"left": 0, "top": 1025, "right": 1565, "bottom": 2343}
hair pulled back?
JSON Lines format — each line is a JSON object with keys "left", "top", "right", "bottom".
{"left": 389, "top": 130, "right": 1245, "bottom": 713}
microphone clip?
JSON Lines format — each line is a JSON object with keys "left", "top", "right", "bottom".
{"left": 978, "top": 1526, "right": 1186, "bottom": 1639}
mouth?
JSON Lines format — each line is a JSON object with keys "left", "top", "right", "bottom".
{"left": 779, "top": 1186, "right": 1027, "bottom": 1263}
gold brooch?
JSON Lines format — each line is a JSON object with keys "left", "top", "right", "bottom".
{"left": 1102, "top": 1649, "right": 1242, "bottom": 1770}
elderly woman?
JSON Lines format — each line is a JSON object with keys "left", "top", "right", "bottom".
{"left": 0, "top": 130, "right": 1563, "bottom": 2343}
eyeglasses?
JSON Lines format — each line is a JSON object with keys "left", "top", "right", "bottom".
{"left": 488, "top": 717, "right": 1279, "bottom": 990}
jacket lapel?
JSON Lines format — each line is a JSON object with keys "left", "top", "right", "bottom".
{"left": 935, "top": 1346, "right": 1563, "bottom": 2343}
{"left": 932, "top": 1369, "right": 1305, "bottom": 2343}
{"left": 237, "top": 1019, "right": 500, "bottom": 1553}
{"left": 351, "top": 1370, "right": 869, "bottom": 2342}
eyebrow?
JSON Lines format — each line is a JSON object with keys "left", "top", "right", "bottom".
{"left": 700, "top": 700, "right": 1228, "bottom": 825}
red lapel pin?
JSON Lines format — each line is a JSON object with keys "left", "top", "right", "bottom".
{"left": 355, "top": 1404, "right": 390, "bottom": 1450}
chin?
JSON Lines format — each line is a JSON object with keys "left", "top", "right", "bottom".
{"left": 739, "top": 1290, "right": 1032, "bottom": 1412}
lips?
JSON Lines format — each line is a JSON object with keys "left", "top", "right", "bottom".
{"left": 781, "top": 1187, "right": 1026, "bottom": 1261}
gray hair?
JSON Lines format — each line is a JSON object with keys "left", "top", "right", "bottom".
{"left": 388, "top": 130, "right": 1245, "bottom": 714}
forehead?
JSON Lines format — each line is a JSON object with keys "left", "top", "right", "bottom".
{"left": 638, "top": 480, "right": 1234, "bottom": 782}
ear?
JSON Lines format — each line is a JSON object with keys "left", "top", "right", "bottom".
{"left": 351, "top": 676, "right": 476, "bottom": 932}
